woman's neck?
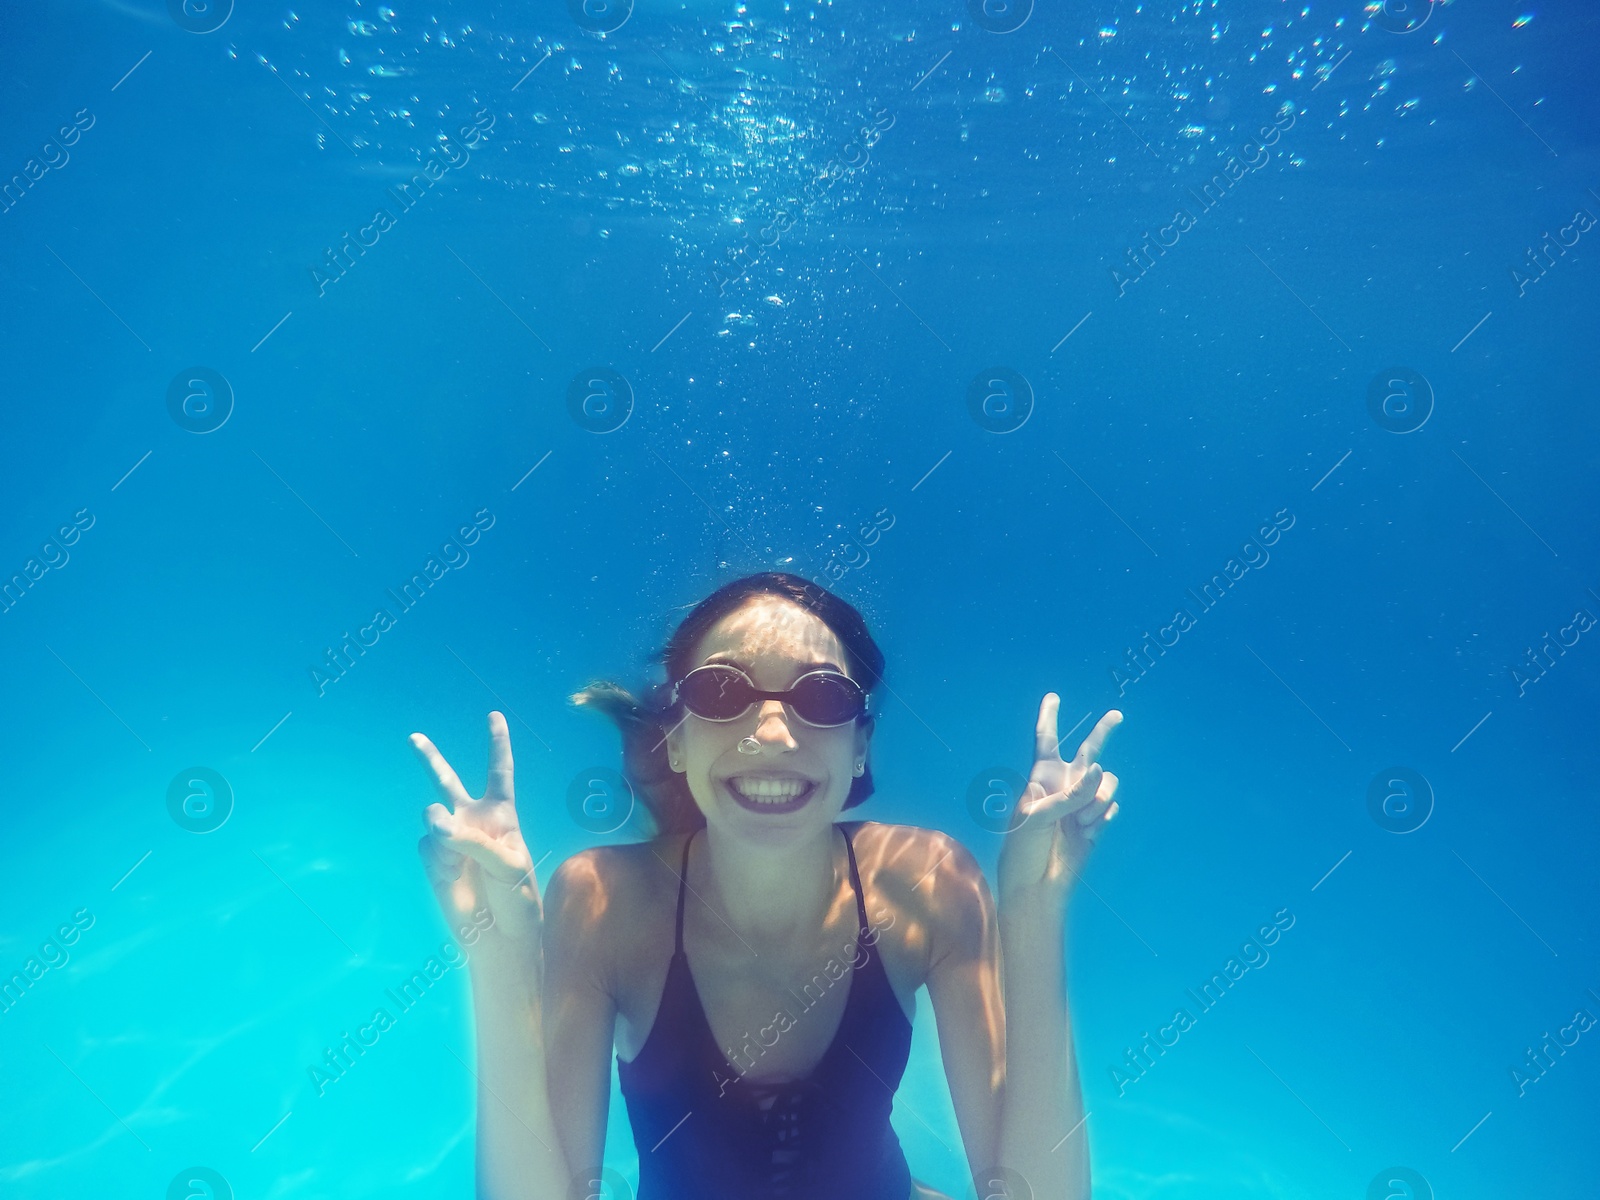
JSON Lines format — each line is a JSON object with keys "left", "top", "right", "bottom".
{"left": 694, "top": 822, "right": 843, "bottom": 947}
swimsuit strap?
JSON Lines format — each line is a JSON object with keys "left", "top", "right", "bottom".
{"left": 841, "top": 821, "right": 871, "bottom": 936}
{"left": 672, "top": 827, "right": 697, "bottom": 958}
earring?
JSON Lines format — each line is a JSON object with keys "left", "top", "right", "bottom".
{"left": 853, "top": 761, "right": 864, "bottom": 777}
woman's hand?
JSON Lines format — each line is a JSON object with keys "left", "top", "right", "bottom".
{"left": 996, "top": 694, "right": 1122, "bottom": 912}
{"left": 411, "top": 711, "right": 543, "bottom": 973}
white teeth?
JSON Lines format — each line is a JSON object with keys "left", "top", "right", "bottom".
{"left": 729, "top": 777, "right": 810, "bottom": 804}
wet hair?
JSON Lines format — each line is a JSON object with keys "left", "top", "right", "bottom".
{"left": 569, "top": 572, "right": 886, "bottom": 836}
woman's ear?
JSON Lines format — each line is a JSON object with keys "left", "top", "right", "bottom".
{"left": 854, "top": 716, "right": 875, "bottom": 762}
{"left": 664, "top": 719, "right": 686, "bottom": 772}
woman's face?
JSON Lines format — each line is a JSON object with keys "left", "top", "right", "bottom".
{"left": 665, "top": 595, "right": 873, "bottom": 838}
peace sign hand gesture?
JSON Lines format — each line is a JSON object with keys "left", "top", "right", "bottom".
{"left": 995, "top": 695, "right": 1122, "bottom": 912}
{"left": 411, "top": 711, "right": 543, "bottom": 973}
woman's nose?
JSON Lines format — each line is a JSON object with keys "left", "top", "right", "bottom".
{"left": 751, "top": 699, "right": 797, "bottom": 745}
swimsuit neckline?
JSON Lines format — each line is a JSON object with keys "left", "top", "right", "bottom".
{"left": 613, "top": 819, "right": 920, "bottom": 1199}
{"left": 680, "top": 824, "right": 858, "bottom": 1094}
{"left": 621, "top": 820, "right": 906, "bottom": 1090}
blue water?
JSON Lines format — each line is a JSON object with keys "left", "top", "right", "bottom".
{"left": 3, "top": 1, "right": 1597, "bottom": 1197}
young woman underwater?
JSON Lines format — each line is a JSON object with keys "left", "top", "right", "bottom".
{"left": 410, "top": 573, "right": 1122, "bottom": 1200}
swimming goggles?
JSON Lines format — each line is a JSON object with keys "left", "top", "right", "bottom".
{"left": 671, "top": 664, "right": 868, "bottom": 727}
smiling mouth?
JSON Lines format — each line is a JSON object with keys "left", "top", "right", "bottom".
{"left": 723, "top": 775, "right": 817, "bottom": 810}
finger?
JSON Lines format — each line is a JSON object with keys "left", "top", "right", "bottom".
{"left": 424, "top": 804, "right": 531, "bottom": 886}
{"left": 1033, "top": 693, "right": 1063, "bottom": 765}
{"left": 1072, "top": 770, "right": 1118, "bottom": 827}
{"left": 419, "top": 803, "right": 464, "bottom": 838}
{"left": 418, "top": 832, "right": 465, "bottom": 887}
{"left": 418, "top": 812, "right": 468, "bottom": 869}
{"left": 500, "top": 822, "right": 534, "bottom": 875}
{"left": 485, "top": 711, "right": 515, "bottom": 803}
{"left": 418, "top": 834, "right": 479, "bottom": 918}
{"left": 410, "top": 731, "right": 472, "bottom": 809}
{"left": 1084, "top": 801, "right": 1119, "bottom": 842}
{"left": 1019, "top": 773, "right": 1099, "bottom": 825}
{"left": 1074, "top": 795, "right": 1111, "bottom": 827}
{"left": 1071, "top": 709, "right": 1124, "bottom": 771}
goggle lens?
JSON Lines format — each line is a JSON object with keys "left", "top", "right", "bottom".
{"left": 675, "top": 665, "right": 866, "bottom": 727}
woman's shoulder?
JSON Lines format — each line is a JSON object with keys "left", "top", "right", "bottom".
{"left": 845, "top": 820, "right": 993, "bottom": 977}
{"left": 546, "top": 833, "right": 688, "bottom": 911}
{"left": 846, "top": 819, "right": 986, "bottom": 880}
{"left": 541, "top": 834, "right": 688, "bottom": 964}
{"left": 844, "top": 819, "right": 990, "bottom": 913}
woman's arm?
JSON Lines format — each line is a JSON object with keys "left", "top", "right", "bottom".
{"left": 412, "top": 712, "right": 573, "bottom": 1200}
{"left": 996, "top": 897, "right": 1085, "bottom": 1200}
{"left": 994, "top": 697, "right": 1123, "bottom": 1200}
{"left": 540, "top": 851, "right": 625, "bottom": 1190}
{"left": 469, "top": 949, "right": 571, "bottom": 1200}
{"left": 918, "top": 831, "right": 1005, "bottom": 1196}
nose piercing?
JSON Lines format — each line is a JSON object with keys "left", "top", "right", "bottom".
{"left": 737, "top": 736, "right": 761, "bottom": 755}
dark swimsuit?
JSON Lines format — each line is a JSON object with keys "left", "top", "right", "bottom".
{"left": 617, "top": 820, "right": 915, "bottom": 1200}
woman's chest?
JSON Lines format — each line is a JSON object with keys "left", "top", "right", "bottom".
{"left": 613, "top": 889, "right": 924, "bottom": 1075}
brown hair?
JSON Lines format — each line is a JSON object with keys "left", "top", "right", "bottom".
{"left": 569, "top": 572, "right": 886, "bottom": 836}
